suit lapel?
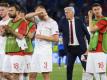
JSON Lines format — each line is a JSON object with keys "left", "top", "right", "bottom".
{"left": 66, "top": 20, "right": 69, "bottom": 34}
{"left": 75, "top": 18, "right": 79, "bottom": 41}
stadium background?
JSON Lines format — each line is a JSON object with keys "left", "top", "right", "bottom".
{"left": 0, "top": 0, "right": 107, "bottom": 80}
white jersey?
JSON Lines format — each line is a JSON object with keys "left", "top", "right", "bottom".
{"left": 0, "top": 18, "right": 11, "bottom": 26}
{"left": 0, "top": 18, "right": 11, "bottom": 71}
{"left": 0, "top": 18, "right": 11, "bottom": 54}
{"left": 34, "top": 16, "right": 41, "bottom": 24}
{"left": 35, "top": 18, "right": 59, "bottom": 47}
{"left": 31, "top": 18, "right": 59, "bottom": 72}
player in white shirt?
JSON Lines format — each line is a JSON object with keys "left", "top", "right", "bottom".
{"left": 82, "top": 3, "right": 107, "bottom": 80}
{"left": 30, "top": 5, "right": 59, "bottom": 80}
{"left": 25, "top": 6, "right": 41, "bottom": 24}
{"left": 0, "top": 3, "right": 11, "bottom": 80}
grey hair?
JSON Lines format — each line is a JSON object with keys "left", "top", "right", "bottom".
{"left": 64, "top": 6, "right": 75, "bottom": 14}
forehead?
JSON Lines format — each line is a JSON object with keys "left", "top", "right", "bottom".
{"left": 92, "top": 6, "right": 102, "bottom": 10}
{"left": 0, "top": 6, "right": 7, "bottom": 10}
{"left": 64, "top": 8, "right": 72, "bottom": 12}
{"left": 8, "top": 7, "right": 16, "bottom": 10}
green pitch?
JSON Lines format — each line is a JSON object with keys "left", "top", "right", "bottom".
{"left": 37, "top": 63, "right": 83, "bottom": 80}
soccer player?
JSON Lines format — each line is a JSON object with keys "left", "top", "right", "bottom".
{"left": 2, "top": 4, "right": 35, "bottom": 80}
{"left": 0, "top": 3, "right": 11, "bottom": 80}
{"left": 30, "top": 5, "right": 59, "bottom": 80}
{"left": 14, "top": 7, "right": 36, "bottom": 80}
{"left": 85, "top": 3, "right": 107, "bottom": 80}
{"left": 19, "top": 8, "right": 36, "bottom": 80}
{"left": 25, "top": 7, "right": 41, "bottom": 24}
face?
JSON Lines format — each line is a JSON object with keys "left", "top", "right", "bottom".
{"left": 92, "top": 6, "right": 102, "bottom": 17}
{"left": 8, "top": 7, "right": 17, "bottom": 18}
{"left": 64, "top": 8, "right": 74, "bottom": 20}
{"left": 19, "top": 12, "right": 25, "bottom": 18}
{"left": 35, "top": 7, "right": 47, "bottom": 20}
{"left": 0, "top": 6, "right": 8, "bottom": 18}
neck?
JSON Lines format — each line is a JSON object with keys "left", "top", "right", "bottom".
{"left": 95, "top": 15, "right": 103, "bottom": 19}
{"left": 13, "top": 15, "right": 21, "bottom": 22}
{"left": 2, "top": 15, "right": 9, "bottom": 21}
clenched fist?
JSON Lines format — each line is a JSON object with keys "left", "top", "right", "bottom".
{"left": 0, "top": 26, "right": 5, "bottom": 36}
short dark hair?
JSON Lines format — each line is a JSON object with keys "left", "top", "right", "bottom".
{"left": 9, "top": 4, "right": 21, "bottom": 11}
{"left": 0, "top": 3, "right": 9, "bottom": 7}
{"left": 91, "top": 3, "right": 102, "bottom": 9}
{"left": 35, "top": 4, "right": 46, "bottom": 10}
{"left": 20, "top": 8, "right": 27, "bottom": 14}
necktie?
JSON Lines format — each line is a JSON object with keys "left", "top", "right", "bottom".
{"left": 70, "top": 21, "right": 74, "bottom": 44}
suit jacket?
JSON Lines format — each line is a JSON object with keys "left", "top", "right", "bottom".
{"left": 59, "top": 17, "right": 90, "bottom": 54}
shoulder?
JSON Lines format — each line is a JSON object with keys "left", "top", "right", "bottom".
{"left": 75, "top": 17, "right": 83, "bottom": 22}
{"left": 19, "top": 19, "right": 28, "bottom": 27}
{"left": 59, "top": 18, "right": 68, "bottom": 26}
{"left": 97, "top": 19, "right": 107, "bottom": 25}
{"left": 49, "top": 18, "right": 58, "bottom": 24}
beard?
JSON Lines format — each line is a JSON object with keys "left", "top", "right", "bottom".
{"left": 9, "top": 14, "right": 16, "bottom": 18}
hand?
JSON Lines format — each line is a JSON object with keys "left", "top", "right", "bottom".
{"left": 88, "top": 10, "right": 93, "bottom": 18}
{"left": 14, "top": 33, "right": 25, "bottom": 39}
{"left": 81, "top": 50, "right": 88, "bottom": 62}
{"left": 35, "top": 8, "right": 46, "bottom": 16}
{"left": 3, "top": 25, "right": 9, "bottom": 30}
{"left": 35, "top": 9, "right": 44, "bottom": 15}
{"left": 81, "top": 54, "right": 87, "bottom": 62}
{"left": 0, "top": 27, "right": 5, "bottom": 36}
{"left": 84, "top": 50, "right": 88, "bottom": 55}
{"left": 26, "top": 32, "right": 34, "bottom": 39}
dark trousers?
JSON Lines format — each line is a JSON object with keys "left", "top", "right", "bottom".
{"left": 67, "top": 46, "right": 86, "bottom": 80}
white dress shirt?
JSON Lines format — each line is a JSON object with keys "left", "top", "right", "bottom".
{"left": 68, "top": 18, "right": 79, "bottom": 46}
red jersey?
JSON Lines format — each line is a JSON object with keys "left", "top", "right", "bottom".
{"left": 96, "top": 20, "right": 107, "bottom": 52}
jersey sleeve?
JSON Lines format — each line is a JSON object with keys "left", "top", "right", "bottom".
{"left": 51, "top": 21, "right": 59, "bottom": 35}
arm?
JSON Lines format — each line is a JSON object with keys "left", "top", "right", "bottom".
{"left": 25, "top": 12, "right": 37, "bottom": 22}
{"left": 88, "top": 10, "right": 99, "bottom": 32}
{"left": 83, "top": 24, "right": 90, "bottom": 43}
{"left": 25, "top": 11, "right": 43, "bottom": 23}
{"left": 35, "top": 34, "right": 59, "bottom": 42}
{"left": 27, "top": 32, "right": 35, "bottom": 39}
{"left": 5, "top": 25, "right": 23, "bottom": 39}
{"left": 26, "top": 24, "right": 36, "bottom": 39}
{"left": 25, "top": 12, "right": 37, "bottom": 19}
{"left": 80, "top": 19, "right": 90, "bottom": 43}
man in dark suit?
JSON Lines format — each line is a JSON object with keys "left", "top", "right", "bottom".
{"left": 59, "top": 6, "right": 90, "bottom": 80}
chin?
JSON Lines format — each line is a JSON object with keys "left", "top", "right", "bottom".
{"left": 66, "top": 17, "right": 69, "bottom": 19}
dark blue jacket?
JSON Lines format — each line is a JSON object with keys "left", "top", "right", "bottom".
{"left": 59, "top": 17, "right": 90, "bottom": 54}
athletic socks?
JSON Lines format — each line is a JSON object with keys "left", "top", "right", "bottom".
{"left": 82, "top": 72, "right": 93, "bottom": 80}
{"left": 100, "top": 73, "right": 107, "bottom": 80}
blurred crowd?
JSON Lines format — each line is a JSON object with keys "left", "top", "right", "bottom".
{"left": 1, "top": 0, "right": 107, "bottom": 26}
